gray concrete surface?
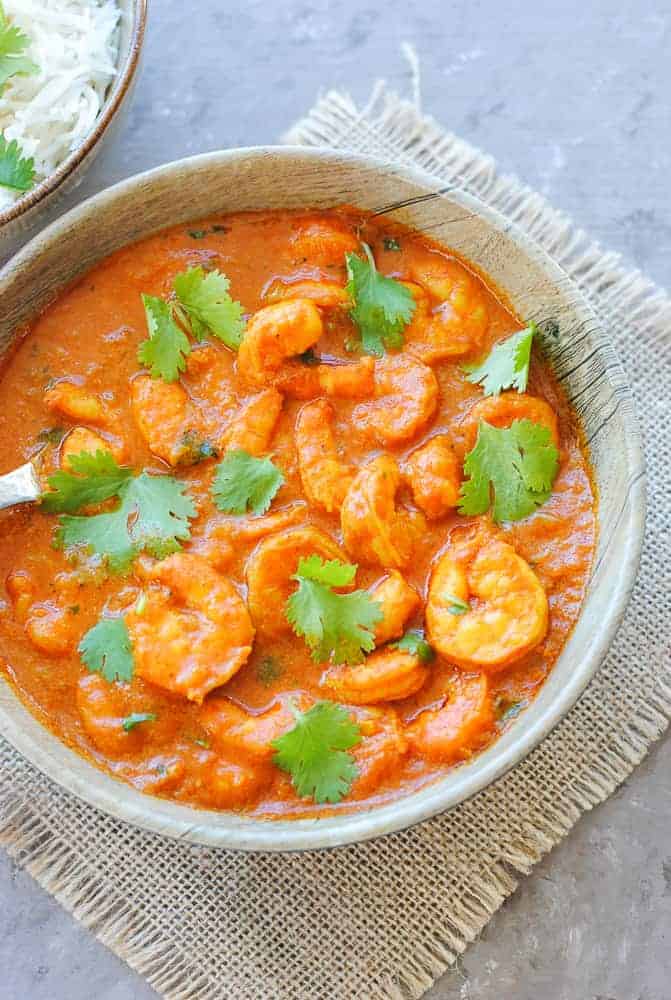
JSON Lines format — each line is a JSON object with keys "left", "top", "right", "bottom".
{"left": 1, "top": 1, "right": 670, "bottom": 997}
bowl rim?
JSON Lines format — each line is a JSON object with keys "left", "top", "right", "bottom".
{"left": 0, "top": 145, "right": 646, "bottom": 852}
{"left": 0, "top": 0, "right": 147, "bottom": 228}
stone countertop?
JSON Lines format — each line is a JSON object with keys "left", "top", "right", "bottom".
{"left": 2, "top": 1, "right": 670, "bottom": 997}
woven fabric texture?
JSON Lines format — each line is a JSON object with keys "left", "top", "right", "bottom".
{"left": 1, "top": 87, "right": 669, "bottom": 1000}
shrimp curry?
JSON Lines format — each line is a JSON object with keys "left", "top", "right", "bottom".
{"left": 0, "top": 208, "right": 595, "bottom": 817}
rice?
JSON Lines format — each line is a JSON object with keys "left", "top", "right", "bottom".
{"left": 0, "top": 0, "right": 120, "bottom": 212}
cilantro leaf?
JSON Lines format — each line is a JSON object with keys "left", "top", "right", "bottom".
{"left": 444, "top": 594, "right": 471, "bottom": 616}
{"left": 272, "top": 701, "right": 361, "bottom": 804}
{"left": 464, "top": 324, "right": 535, "bottom": 396}
{"left": 55, "top": 470, "right": 196, "bottom": 572}
{"left": 286, "top": 556, "right": 382, "bottom": 665}
{"left": 138, "top": 294, "right": 191, "bottom": 383}
{"left": 42, "top": 451, "right": 134, "bottom": 514}
{"left": 345, "top": 243, "right": 416, "bottom": 356}
{"left": 174, "top": 266, "right": 245, "bottom": 349}
{"left": 79, "top": 616, "right": 134, "bottom": 683}
{"left": 392, "top": 629, "right": 435, "bottom": 663}
{"left": 0, "top": 133, "right": 35, "bottom": 191}
{"left": 122, "top": 712, "right": 156, "bottom": 732}
{"left": 0, "top": 9, "right": 39, "bottom": 94}
{"left": 459, "top": 418, "right": 559, "bottom": 523}
{"left": 211, "top": 450, "right": 284, "bottom": 515}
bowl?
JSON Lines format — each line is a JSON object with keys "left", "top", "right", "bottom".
{"left": 0, "top": 147, "right": 646, "bottom": 851}
{"left": 0, "top": 0, "right": 147, "bottom": 258}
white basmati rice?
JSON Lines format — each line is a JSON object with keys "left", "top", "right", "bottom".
{"left": 0, "top": 0, "right": 120, "bottom": 212}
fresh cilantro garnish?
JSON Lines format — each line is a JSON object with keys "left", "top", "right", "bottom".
{"left": 187, "top": 229, "right": 207, "bottom": 239}
{"left": 138, "top": 268, "right": 245, "bottom": 382}
{"left": 495, "top": 697, "right": 526, "bottom": 723}
{"left": 45, "top": 454, "right": 196, "bottom": 572}
{"left": 138, "top": 294, "right": 191, "bottom": 383}
{"left": 383, "top": 237, "right": 401, "bottom": 251}
{"left": 256, "top": 655, "right": 284, "bottom": 687}
{"left": 173, "top": 266, "right": 245, "bottom": 349}
{"left": 272, "top": 701, "right": 361, "bottom": 804}
{"left": 37, "top": 426, "right": 66, "bottom": 446}
{"left": 345, "top": 242, "right": 415, "bottom": 356}
{"left": 211, "top": 450, "right": 284, "bottom": 515}
{"left": 79, "top": 616, "right": 134, "bottom": 683}
{"left": 178, "top": 430, "right": 219, "bottom": 465}
{"left": 0, "top": 6, "right": 38, "bottom": 94}
{"left": 444, "top": 594, "right": 471, "bottom": 616}
{"left": 464, "top": 324, "right": 535, "bottom": 396}
{"left": 122, "top": 712, "right": 156, "bottom": 732}
{"left": 0, "top": 133, "right": 35, "bottom": 191}
{"left": 286, "top": 556, "right": 382, "bottom": 665}
{"left": 42, "top": 451, "right": 133, "bottom": 514}
{"left": 392, "top": 628, "right": 435, "bottom": 662}
{"left": 459, "top": 418, "right": 559, "bottom": 523}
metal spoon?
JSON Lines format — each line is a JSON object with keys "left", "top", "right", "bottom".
{"left": 0, "top": 462, "right": 41, "bottom": 510}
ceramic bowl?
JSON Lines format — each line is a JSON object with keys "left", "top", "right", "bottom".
{"left": 0, "top": 147, "right": 646, "bottom": 851}
{"left": 0, "top": 0, "right": 147, "bottom": 258}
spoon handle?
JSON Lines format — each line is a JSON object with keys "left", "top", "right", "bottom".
{"left": 0, "top": 462, "right": 41, "bottom": 510}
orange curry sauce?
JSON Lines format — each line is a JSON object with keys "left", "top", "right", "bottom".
{"left": 0, "top": 208, "right": 595, "bottom": 817}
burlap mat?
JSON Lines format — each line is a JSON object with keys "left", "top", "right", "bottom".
{"left": 1, "top": 87, "right": 670, "bottom": 1000}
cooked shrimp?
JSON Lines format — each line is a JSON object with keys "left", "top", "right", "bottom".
{"left": 295, "top": 400, "right": 355, "bottom": 514}
{"left": 323, "top": 648, "right": 429, "bottom": 704}
{"left": 341, "top": 455, "right": 423, "bottom": 569}
{"left": 222, "top": 388, "right": 283, "bottom": 456}
{"left": 188, "top": 754, "right": 272, "bottom": 810}
{"left": 404, "top": 434, "right": 461, "bottom": 519}
{"left": 45, "top": 381, "right": 112, "bottom": 427}
{"left": 126, "top": 553, "right": 254, "bottom": 703}
{"left": 426, "top": 529, "right": 548, "bottom": 671}
{"left": 246, "top": 526, "right": 346, "bottom": 637}
{"left": 6, "top": 570, "right": 34, "bottom": 621}
{"left": 407, "top": 250, "right": 489, "bottom": 361}
{"left": 131, "top": 375, "right": 203, "bottom": 467}
{"left": 76, "top": 673, "right": 162, "bottom": 756}
{"left": 350, "top": 706, "right": 409, "bottom": 797}
{"left": 201, "top": 694, "right": 311, "bottom": 762}
{"left": 459, "top": 391, "right": 560, "bottom": 455}
{"left": 369, "top": 571, "right": 421, "bottom": 645}
{"left": 264, "top": 277, "right": 350, "bottom": 309}
{"left": 290, "top": 218, "right": 359, "bottom": 267}
{"left": 407, "top": 673, "right": 495, "bottom": 762}
{"left": 25, "top": 603, "right": 76, "bottom": 656}
{"left": 237, "top": 299, "right": 323, "bottom": 387}
{"left": 353, "top": 354, "right": 439, "bottom": 445}
{"left": 316, "top": 357, "right": 376, "bottom": 398}
{"left": 190, "top": 503, "right": 307, "bottom": 570}
{"left": 59, "top": 427, "right": 124, "bottom": 469}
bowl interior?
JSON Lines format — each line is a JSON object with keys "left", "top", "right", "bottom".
{"left": 0, "top": 148, "right": 645, "bottom": 851}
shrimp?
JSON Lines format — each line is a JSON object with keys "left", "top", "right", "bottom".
{"left": 341, "top": 455, "right": 424, "bottom": 569}
{"left": 59, "top": 427, "right": 124, "bottom": 470}
{"left": 126, "top": 553, "right": 254, "bottom": 703}
{"left": 353, "top": 354, "right": 439, "bottom": 445}
{"left": 290, "top": 218, "right": 359, "bottom": 267}
{"left": 350, "top": 706, "right": 409, "bottom": 798}
{"left": 25, "top": 603, "right": 76, "bottom": 656}
{"left": 190, "top": 503, "right": 308, "bottom": 570}
{"left": 323, "top": 648, "right": 430, "bottom": 704}
{"left": 458, "top": 392, "right": 560, "bottom": 455}
{"left": 426, "top": 528, "right": 548, "bottom": 671}
{"left": 246, "top": 526, "right": 346, "bottom": 638}
{"left": 45, "top": 381, "right": 113, "bottom": 427}
{"left": 295, "top": 400, "right": 355, "bottom": 514}
{"left": 264, "top": 277, "right": 350, "bottom": 309}
{"left": 131, "top": 375, "right": 203, "bottom": 467}
{"left": 406, "top": 250, "right": 489, "bottom": 361}
{"left": 404, "top": 434, "right": 461, "bottom": 519}
{"left": 369, "top": 571, "right": 421, "bottom": 645}
{"left": 222, "top": 388, "right": 284, "bottom": 456}
{"left": 76, "top": 673, "right": 160, "bottom": 756}
{"left": 6, "top": 570, "right": 34, "bottom": 620}
{"left": 188, "top": 754, "right": 272, "bottom": 810}
{"left": 237, "top": 299, "right": 324, "bottom": 387}
{"left": 201, "top": 694, "right": 312, "bottom": 762}
{"left": 407, "top": 673, "right": 495, "bottom": 763}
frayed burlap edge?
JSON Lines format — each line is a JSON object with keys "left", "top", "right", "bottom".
{"left": 0, "top": 85, "right": 668, "bottom": 1000}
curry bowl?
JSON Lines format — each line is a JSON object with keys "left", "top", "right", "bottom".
{"left": 0, "top": 148, "right": 645, "bottom": 851}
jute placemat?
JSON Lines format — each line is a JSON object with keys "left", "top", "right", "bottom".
{"left": 1, "top": 86, "right": 670, "bottom": 1000}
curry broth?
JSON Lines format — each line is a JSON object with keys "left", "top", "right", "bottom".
{"left": 0, "top": 208, "right": 595, "bottom": 817}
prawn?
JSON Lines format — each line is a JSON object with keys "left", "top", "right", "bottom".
{"left": 407, "top": 673, "right": 495, "bottom": 763}
{"left": 349, "top": 706, "right": 409, "bottom": 798}
{"left": 406, "top": 250, "right": 489, "bottom": 361}
{"left": 404, "top": 434, "right": 461, "bottom": 519}
{"left": 246, "top": 525, "right": 346, "bottom": 637}
{"left": 6, "top": 570, "right": 78, "bottom": 656}
{"left": 263, "top": 276, "right": 350, "bottom": 309}
{"left": 323, "top": 648, "right": 430, "bottom": 704}
{"left": 76, "top": 672, "right": 167, "bottom": 756}
{"left": 290, "top": 217, "right": 360, "bottom": 268}
{"left": 126, "top": 553, "right": 254, "bottom": 703}
{"left": 353, "top": 354, "right": 439, "bottom": 445}
{"left": 369, "top": 571, "right": 421, "bottom": 645}
{"left": 295, "top": 399, "right": 355, "bottom": 514}
{"left": 223, "top": 388, "right": 284, "bottom": 456}
{"left": 131, "top": 375, "right": 204, "bottom": 467}
{"left": 341, "top": 455, "right": 424, "bottom": 569}
{"left": 458, "top": 391, "right": 560, "bottom": 455}
{"left": 426, "top": 527, "right": 548, "bottom": 671}
{"left": 45, "top": 381, "right": 113, "bottom": 428}
{"left": 190, "top": 503, "right": 307, "bottom": 570}
{"left": 201, "top": 694, "right": 312, "bottom": 763}
{"left": 59, "top": 427, "right": 124, "bottom": 469}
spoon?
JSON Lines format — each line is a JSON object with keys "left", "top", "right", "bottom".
{"left": 0, "top": 462, "right": 42, "bottom": 510}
